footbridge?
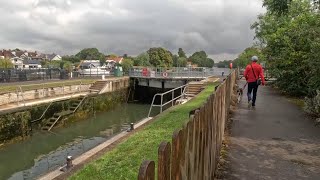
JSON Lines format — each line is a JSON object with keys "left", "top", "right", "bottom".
{"left": 129, "top": 67, "right": 218, "bottom": 89}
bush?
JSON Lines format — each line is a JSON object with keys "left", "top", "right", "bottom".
{"left": 304, "top": 90, "right": 320, "bottom": 117}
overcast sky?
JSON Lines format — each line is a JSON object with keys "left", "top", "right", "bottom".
{"left": 0, "top": 0, "right": 264, "bottom": 61}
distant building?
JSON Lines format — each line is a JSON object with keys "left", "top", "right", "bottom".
{"left": 11, "top": 57, "right": 24, "bottom": 69}
{"left": 78, "top": 60, "right": 101, "bottom": 69}
{"left": 39, "top": 53, "right": 62, "bottom": 61}
{"left": 105, "top": 56, "right": 123, "bottom": 68}
{"left": 22, "top": 59, "right": 42, "bottom": 69}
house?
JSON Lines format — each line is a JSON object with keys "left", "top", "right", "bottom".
{"left": 11, "top": 57, "right": 24, "bottom": 69}
{"left": 47, "top": 54, "right": 62, "bottom": 61}
{"left": 38, "top": 53, "right": 61, "bottom": 61}
{"left": 0, "top": 49, "right": 14, "bottom": 59}
{"left": 22, "top": 59, "right": 42, "bottom": 69}
{"left": 78, "top": 60, "right": 101, "bottom": 69}
{"left": 105, "top": 56, "right": 123, "bottom": 69}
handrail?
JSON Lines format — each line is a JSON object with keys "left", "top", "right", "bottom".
{"left": 16, "top": 86, "right": 26, "bottom": 106}
{"left": 73, "top": 95, "right": 87, "bottom": 113}
{"left": 31, "top": 101, "right": 53, "bottom": 123}
{"left": 147, "top": 84, "right": 187, "bottom": 118}
{"left": 48, "top": 115, "right": 62, "bottom": 131}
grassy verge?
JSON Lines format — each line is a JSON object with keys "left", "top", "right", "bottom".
{"left": 69, "top": 83, "right": 218, "bottom": 180}
{"left": 0, "top": 79, "right": 96, "bottom": 94}
{"left": 287, "top": 97, "right": 305, "bottom": 109}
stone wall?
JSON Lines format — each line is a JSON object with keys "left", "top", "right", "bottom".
{"left": 0, "top": 84, "right": 91, "bottom": 106}
{"left": 0, "top": 88, "right": 128, "bottom": 144}
{"left": 99, "top": 77, "right": 130, "bottom": 94}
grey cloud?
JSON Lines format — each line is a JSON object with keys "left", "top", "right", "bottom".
{"left": 0, "top": 0, "right": 264, "bottom": 60}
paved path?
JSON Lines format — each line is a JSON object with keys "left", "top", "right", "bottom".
{"left": 226, "top": 81, "right": 320, "bottom": 180}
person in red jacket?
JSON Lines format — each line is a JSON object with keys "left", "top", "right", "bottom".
{"left": 244, "top": 56, "right": 265, "bottom": 108}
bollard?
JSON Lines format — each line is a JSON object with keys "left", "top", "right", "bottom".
{"left": 130, "top": 123, "right": 134, "bottom": 131}
{"left": 66, "top": 156, "right": 73, "bottom": 169}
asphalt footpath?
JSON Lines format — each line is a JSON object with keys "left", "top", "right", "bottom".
{"left": 225, "top": 81, "right": 320, "bottom": 180}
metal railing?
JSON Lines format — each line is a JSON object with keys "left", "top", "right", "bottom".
{"left": 16, "top": 86, "right": 26, "bottom": 106}
{"left": 129, "top": 67, "right": 215, "bottom": 79}
{"left": 147, "top": 84, "right": 188, "bottom": 118}
{"left": 9, "top": 81, "right": 91, "bottom": 107}
{"left": 31, "top": 101, "right": 54, "bottom": 123}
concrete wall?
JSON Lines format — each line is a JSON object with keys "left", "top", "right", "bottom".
{"left": 0, "top": 84, "right": 91, "bottom": 106}
{"left": 99, "top": 77, "right": 130, "bottom": 94}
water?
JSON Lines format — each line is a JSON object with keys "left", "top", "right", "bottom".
{"left": 0, "top": 103, "right": 150, "bottom": 180}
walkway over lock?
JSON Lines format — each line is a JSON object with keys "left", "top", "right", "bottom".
{"left": 129, "top": 67, "right": 217, "bottom": 89}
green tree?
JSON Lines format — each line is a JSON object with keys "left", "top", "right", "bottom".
{"left": 178, "top": 48, "right": 187, "bottom": 58}
{"left": 147, "top": 47, "right": 173, "bottom": 68}
{"left": 236, "top": 47, "right": 265, "bottom": 68}
{"left": 62, "top": 55, "right": 81, "bottom": 63}
{"left": 263, "top": 0, "right": 292, "bottom": 15}
{"left": 0, "top": 58, "right": 14, "bottom": 68}
{"left": 121, "top": 58, "right": 133, "bottom": 73}
{"left": 252, "top": 0, "right": 320, "bottom": 96}
{"left": 189, "top": 51, "right": 214, "bottom": 68}
{"left": 172, "top": 55, "right": 179, "bottom": 67}
{"left": 133, "top": 52, "right": 151, "bottom": 66}
{"left": 177, "top": 57, "right": 188, "bottom": 67}
{"left": 75, "top": 48, "right": 105, "bottom": 65}
{"left": 45, "top": 60, "right": 73, "bottom": 71}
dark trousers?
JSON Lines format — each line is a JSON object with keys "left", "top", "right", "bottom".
{"left": 247, "top": 82, "right": 259, "bottom": 106}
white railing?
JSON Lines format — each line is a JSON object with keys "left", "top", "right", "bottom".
{"left": 147, "top": 84, "right": 188, "bottom": 118}
{"left": 11, "top": 81, "right": 91, "bottom": 107}
{"left": 129, "top": 67, "right": 215, "bottom": 79}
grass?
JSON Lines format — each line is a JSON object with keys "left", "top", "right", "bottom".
{"left": 69, "top": 83, "right": 218, "bottom": 180}
{"left": 287, "top": 97, "right": 305, "bottom": 109}
{"left": 0, "top": 79, "right": 96, "bottom": 94}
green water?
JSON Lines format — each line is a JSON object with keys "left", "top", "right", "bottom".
{"left": 0, "top": 103, "right": 150, "bottom": 180}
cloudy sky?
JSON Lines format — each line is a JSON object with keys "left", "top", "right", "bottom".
{"left": 0, "top": 0, "right": 264, "bottom": 61}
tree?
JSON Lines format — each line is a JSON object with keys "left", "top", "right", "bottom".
{"left": 177, "top": 57, "right": 188, "bottom": 67}
{"left": 133, "top": 52, "right": 151, "bottom": 66}
{"left": 216, "top": 60, "right": 233, "bottom": 68}
{"left": 75, "top": 48, "right": 105, "bottom": 65}
{"left": 147, "top": 47, "right": 173, "bottom": 68}
{"left": 121, "top": 58, "right": 133, "bottom": 73}
{"left": 108, "top": 54, "right": 118, "bottom": 58}
{"left": 189, "top": 51, "right": 215, "bottom": 68}
{"left": 252, "top": 0, "right": 320, "bottom": 96}
{"left": 0, "top": 58, "right": 14, "bottom": 68}
{"left": 178, "top": 48, "right": 187, "bottom": 58}
{"left": 45, "top": 60, "right": 73, "bottom": 71}
{"left": 236, "top": 47, "right": 265, "bottom": 68}
{"left": 62, "top": 55, "right": 81, "bottom": 63}
{"left": 263, "top": 0, "right": 292, "bottom": 15}
{"left": 172, "top": 55, "right": 179, "bottom": 67}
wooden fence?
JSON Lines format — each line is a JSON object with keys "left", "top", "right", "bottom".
{"left": 137, "top": 71, "right": 237, "bottom": 180}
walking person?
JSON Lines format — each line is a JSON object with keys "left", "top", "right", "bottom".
{"left": 244, "top": 56, "right": 265, "bottom": 108}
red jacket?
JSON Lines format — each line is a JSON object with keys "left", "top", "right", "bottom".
{"left": 244, "top": 62, "right": 265, "bottom": 84}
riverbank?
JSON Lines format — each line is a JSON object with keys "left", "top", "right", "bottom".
{"left": 68, "top": 82, "right": 219, "bottom": 180}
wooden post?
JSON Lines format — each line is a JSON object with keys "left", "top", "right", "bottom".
{"left": 158, "top": 142, "right": 171, "bottom": 180}
{"left": 138, "top": 160, "right": 155, "bottom": 180}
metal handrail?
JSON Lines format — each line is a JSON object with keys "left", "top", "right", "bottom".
{"left": 73, "top": 95, "right": 87, "bottom": 113}
{"left": 129, "top": 67, "right": 215, "bottom": 79}
{"left": 147, "top": 84, "right": 188, "bottom": 118}
{"left": 16, "top": 86, "right": 26, "bottom": 106}
{"left": 31, "top": 101, "right": 53, "bottom": 123}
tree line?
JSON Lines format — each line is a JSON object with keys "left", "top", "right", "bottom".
{"left": 0, "top": 47, "right": 215, "bottom": 73}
